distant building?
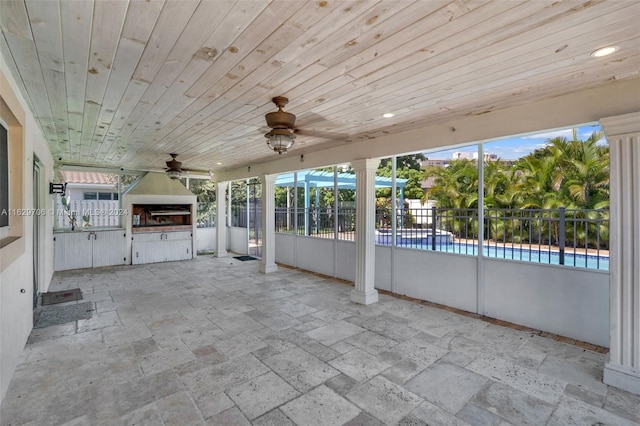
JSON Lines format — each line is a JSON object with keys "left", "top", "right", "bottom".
{"left": 422, "top": 159, "right": 452, "bottom": 167}
{"left": 452, "top": 152, "right": 499, "bottom": 161}
{"left": 421, "top": 152, "right": 508, "bottom": 169}
{"left": 420, "top": 153, "right": 515, "bottom": 193}
{"left": 453, "top": 152, "right": 473, "bottom": 160}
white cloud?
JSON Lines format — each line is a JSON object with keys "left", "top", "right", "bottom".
{"left": 511, "top": 143, "right": 545, "bottom": 153}
{"left": 522, "top": 129, "right": 573, "bottom": 140}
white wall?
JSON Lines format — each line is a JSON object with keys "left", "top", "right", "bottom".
{"left": 274, "top": 233, "right": 295, "bottom": 266}
{"left": 228, "top": 226, "right": 248, "bottom": 255}
{"left": 272, "top": 232, "right": 608, "bottom": 346}
{"left": 394, "top": 248, "right": 478, "bottom": 313}
{"left": 1, "top": 64, "right": 54, "bottom": 401}
{"left": 296, "top": 237, "right": 334, "bottom": 277}
{"left": 483, "top": 259, "right": 609, "bottom": 347}
{"left": 374, "top": 245, "right": 392, "bottom": 291}
{"left": 196, "top": 227, "right": 217, "bottom": 253}
{"left": 335, "top": 240, "right": 356, "bottom": 283}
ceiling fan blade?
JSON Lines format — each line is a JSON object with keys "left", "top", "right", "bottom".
{"left": 294, "top": 128, "right": 349, "bottom": 141}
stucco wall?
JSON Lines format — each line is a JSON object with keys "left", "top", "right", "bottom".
{"left": 296, "top": 236, "right": 334, "bottom": 277}
{"left": 394, "top": 248, "right": 478, "bottom": 313}
{"left": 196, "top": 227, "right": 217, "bottom": 253}
{"left": 483, "top": 259, "right": 609, "bottom": 347}
{"left": 1, "top": 63, "right": 54, "bottom": 402}
{"left": 228, "top": 226, "right": 248, "bottom": 255}
{"left": 274, "top": 233, "right": 295, "bottom": 266}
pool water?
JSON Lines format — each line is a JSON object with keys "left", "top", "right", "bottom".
{"left": 387, "top": 241, "right": 609, "bottom": 271}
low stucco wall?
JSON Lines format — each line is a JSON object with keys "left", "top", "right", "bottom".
{"left": 196, "top": 227, "right": 217, "bottom": 253}
{"left": 483, "top": 259, "right": 609, "bottom": 347}
{"left": 228, "top": 226, "right": 248, "bottom": 255}
{"left": 394, "top": 248, "right": 478, "bottom": 313}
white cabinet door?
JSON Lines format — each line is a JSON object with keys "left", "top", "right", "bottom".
{"left": 131, "top": 231, "right": 193, "bottom": 264}
{"left": 54, "top": 232, "right": 93, "bottom": 271}
{"left": 165, "top": 231, "right": 192, "bottom": 241}
{"left": 132, "top": 240, "right": 171, "bottom": 264}
{"left": 169, "top": 238, "right": 192, "bottom": 261}
{"left": 55, "top": 230, "right": 127, "bottom": 270}
{"left": 93, "top": 230, "right": 127, "bottom": 267}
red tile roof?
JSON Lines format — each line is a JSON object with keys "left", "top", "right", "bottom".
{"left": 60, "top": 171, "right": 117, "bottom": 185}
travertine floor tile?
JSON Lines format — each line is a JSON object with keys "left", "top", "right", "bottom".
{"left": 346, "top": 376, "right": 423, "bottom": 424}
{"left": 262, "top": 347, "right": 340, "bottom": 392}
{"left": 280, "top": 385, "right": 360, "bottom": 426}
{"left": 227, "top": 371, "right": 299, "bottom": 420}
{"left": 2, "top": 257, "right": 636, "bottom": 426}
{"left": 405, "top": 361, "right": 487, "bottom": 414}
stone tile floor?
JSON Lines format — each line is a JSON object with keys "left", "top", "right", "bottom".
{"left": 1, "top": 256, "right": 639, "bottom": 425}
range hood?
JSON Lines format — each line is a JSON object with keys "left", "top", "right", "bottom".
{"left": 124, "top": 172, "right": 194, "bottom": 196}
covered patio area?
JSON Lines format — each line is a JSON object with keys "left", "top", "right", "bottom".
{"left": 1, "top": 257, "right": 637, "bottom": 425}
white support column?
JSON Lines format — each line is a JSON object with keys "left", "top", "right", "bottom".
{"left": 601, "top": 112, "right": 640, "bottom": 396}
{"left": 215, "top": 182, "right": 228, "bottom": 257}
{"left": 259, "top": 174, "right": 278, "bottom": 274}
{"left": 351, "top": 159, "right": 380, "bottom": 305}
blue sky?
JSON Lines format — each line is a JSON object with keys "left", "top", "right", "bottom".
{"left": 424, "top": 124, "right": 605, "bottom": 160}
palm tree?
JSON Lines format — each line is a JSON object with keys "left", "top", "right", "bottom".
{"left": 423, "top": 159, "right": 479, "bottom": 238}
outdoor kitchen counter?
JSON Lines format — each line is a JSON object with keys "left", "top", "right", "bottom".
{"left": 131, "top": 225, "right": 192, "bottom": 233}
{"left": 54, "top": 227, "right": 124, "bottom": 233}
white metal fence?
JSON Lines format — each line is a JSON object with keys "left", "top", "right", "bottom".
{"left": 55, "top": 199, "right": 121, "bottom": 228}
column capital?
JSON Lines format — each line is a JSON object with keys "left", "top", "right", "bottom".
{"left": 600, "top": 112, "right": 640, "bottom": 137}
{"left": 260, "top": 173, "right": 277, "bottom": 185}
{"left": 351, "top": 158, "right": 380, "bottom": 172}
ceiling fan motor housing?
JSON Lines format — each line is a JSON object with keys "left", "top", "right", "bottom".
{"left": 166, "top": 153, "right": 182, "bottom": 172}
{"left": 265, "top": 96, "right": 296, "bottom": 129}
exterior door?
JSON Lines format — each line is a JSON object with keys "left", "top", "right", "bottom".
{"left": 248, "top": 180, "right": 262, "bottom": 257}
{"left": 32, "top": 158, "right": 41, "bottom": 309}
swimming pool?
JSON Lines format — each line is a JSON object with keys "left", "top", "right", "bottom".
{"left": 382, "top": 241, "right": 609, "bottom": 271}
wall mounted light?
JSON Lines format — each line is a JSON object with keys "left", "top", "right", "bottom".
{"left": 49, "top": 182, "right": 66, "bottom": 194}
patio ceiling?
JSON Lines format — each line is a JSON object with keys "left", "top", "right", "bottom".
{"left": 1, "top": 0, "right": 639, "bottom": 174}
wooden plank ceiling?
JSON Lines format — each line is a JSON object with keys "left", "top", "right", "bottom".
{"left": 1, "top": 0, "right": 639, "bottom": 174}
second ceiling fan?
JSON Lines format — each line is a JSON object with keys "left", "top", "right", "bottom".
{"left": 165, "top": 154, "right": 211, "bottom": 179}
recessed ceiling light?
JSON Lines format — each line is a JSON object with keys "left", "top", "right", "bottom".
{"left": 216, "top": 162, "right": 222, "bottom": 165}
{"left": 591, "top": 46, "right": 619, "bottom": 58}
{"left": 382, "top": 113, "right": 395, "bottom": 118}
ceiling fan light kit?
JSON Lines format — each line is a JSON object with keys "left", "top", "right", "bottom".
{"left": 265, "top": 96, "right": 296, "bottom": 154}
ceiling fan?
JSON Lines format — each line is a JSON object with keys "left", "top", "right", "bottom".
{"left": 165, "top": 154, "right": 211, "bottom": 179}
{"left": 264, "top": 96, "right": 296, "bottom": 154}
{"left": 264, "top": 97, "right": 348, "bottom": 154}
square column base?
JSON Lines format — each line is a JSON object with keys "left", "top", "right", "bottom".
{"left": 604, "top": 361, "right": 640, "bottom": 395}
{"left": 214, "top": 250, "right": 228, "bottom": 258}
{"left": 259, "top": 263, "right": 278, "bottom": 274}
{"left": 350, "top": 289, "right": 379, "bottom": 305}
